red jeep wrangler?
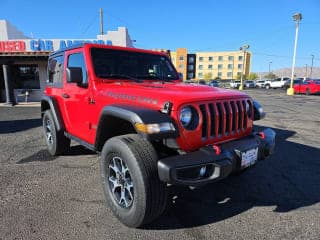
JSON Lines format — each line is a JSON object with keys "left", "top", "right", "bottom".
{"left": 41, "top": 44, "right": 275, "bottom": 227}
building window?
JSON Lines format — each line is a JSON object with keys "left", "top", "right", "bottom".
{"left": 228, "top": 56, "right": 234, "bottom": 61}
{"left": 208, "top": 64, "right": 213, "bottom": 70}
{"left": 179, "top": 64, "right": 184, "bottom": 70}
{"left": 227, "top": 72, "right": 232, "bottom": 78}
{"left": 208, "top": 56, "right": 213, "bottom": 62}
{"left": 188, "top": 65, "right": 194, "bottom": 71}
{"left": 228, "top": 64, "right": 233, "bottom": 70}
{"left": 188, "top": 56, "right": 194, "bottom": 63}
{"left": 218, "top": 64, "right": 223, "bottom": 70}
{"left": 237, "top": 72, "right": 242, "bottom": 76}
{"left": 238, "top": 64, "right": 243, "bottom": 69}
{"left": 199, "top": 57, "right": 203, "bottom": 62}
{"left": 179, "top": 56, "right": 184, "bottom": 61}
{"left": 188, "top": 73, "right": 194, "bottom": 79}
{"left": 238, "top": 56, "right": 243, "bottom": 61}
{"left": 198, "top": 72, "right": 203, "bottom": 78}
{"left": 218, "top": 56, "right": 223, "bottom": 61}
{"left": 218, "top": 72, "right": 222, "bottom": 77}
{"left": 199, "top": 65, "right": 203, "bottom": 70}
{"left": 13, "top": 65, "right": 40, "bottom": 89}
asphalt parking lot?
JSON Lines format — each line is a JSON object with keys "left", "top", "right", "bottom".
{"left": 0, "top": 89, "right": 319, "bottom": 240}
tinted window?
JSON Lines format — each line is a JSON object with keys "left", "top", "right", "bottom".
{"left": 91, "top": 48, "right": 179, "bottom": 81}
{"left": 67, "top": 53, "right": 87, "bottom": 85}
{"left": 48, "top": 55, "right": 64, "bottom": 87}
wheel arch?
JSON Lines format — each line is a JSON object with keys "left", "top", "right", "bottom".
{"left": 41, "top": 96, "right": 64, "bottom": 131}
{"left": 94, "top": 105, "right": 178, "bottom": 151}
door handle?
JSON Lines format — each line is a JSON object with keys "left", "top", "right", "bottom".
{"left": 62, "top": 93, "right": 70, "bottom": 99}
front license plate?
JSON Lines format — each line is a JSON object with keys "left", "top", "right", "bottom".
{"left": 241, "top": 148, "right": 258, "bottom": 168}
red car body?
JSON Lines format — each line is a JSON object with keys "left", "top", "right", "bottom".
{"left": 294, "top": 79, "right": 320, "bottom": 95}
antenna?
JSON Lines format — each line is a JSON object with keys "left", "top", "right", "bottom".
{"left": 100, "top": 8, "right": 104, "bottom": 35}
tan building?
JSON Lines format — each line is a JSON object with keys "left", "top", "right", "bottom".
{"left": 170, "top": 48, "right": 251, "bottom": 81}
{"left": 195, "top": 51, "right": 251, "bottom": 80}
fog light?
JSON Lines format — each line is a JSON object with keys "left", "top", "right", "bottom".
{"left": 199, "top": 166, "right": 207, "bottom": 177}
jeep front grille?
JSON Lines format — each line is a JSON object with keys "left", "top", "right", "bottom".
{"left": 199, "top": 99, "right": 252, "bottom": 140}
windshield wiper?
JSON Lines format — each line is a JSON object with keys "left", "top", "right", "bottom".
{"left": 98, "top": 74, "right": 143, "bottom": 83}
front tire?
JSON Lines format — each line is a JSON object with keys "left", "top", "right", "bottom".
{"left": 43, "top": 110, "right": 70, "bottom": 155}
{"left": 100, "top": 134, "right": 167, "bottom": 228}
{"left": 265, "top": 84, "right": 270, "bottom": 90}
{"left": 306, "top": 88, "right": 311, "bottom": 95}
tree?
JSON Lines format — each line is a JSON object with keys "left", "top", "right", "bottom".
{"left": 236, "top": 73, "right": 246, "bottom": 80}
{"left": 264, "top": 72, "right": 277, "bottom": 79}
{"left": 203, "top": 72, "right": 212, "bottom": 81}
{"left": 248, "top": 73, "right": 259, "bottom": 80}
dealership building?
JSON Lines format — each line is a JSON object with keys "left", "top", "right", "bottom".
{"left": 0, "top": 20, "right": 134, "bottom": 104}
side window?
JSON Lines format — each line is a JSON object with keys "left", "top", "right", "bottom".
{"left": 48, "top": 55, "right": 64, "bottom": 87}
{"left": 67, "top": 52, "right": 88, "bottom": 85}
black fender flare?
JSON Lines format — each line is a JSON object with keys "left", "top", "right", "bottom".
{"left": 95, "top": 105, "right": 179, "bottom": 150}
{"left": 41, "top": 95, "right": 65, "bottom": 131}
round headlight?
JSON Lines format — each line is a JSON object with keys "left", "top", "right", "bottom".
{"left": 180, "top": 107, "right": 192, "bottom": 127}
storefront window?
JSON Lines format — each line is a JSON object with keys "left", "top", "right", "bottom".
{"left": 12, "top": 65, "right": 40, "bottom": 89}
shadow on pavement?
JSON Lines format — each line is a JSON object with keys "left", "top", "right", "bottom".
{"left": 0, "top": 119, "right": 41, "bottom": 134}
{"left": 146, "top": 126, "right": 320, "bottom": 229}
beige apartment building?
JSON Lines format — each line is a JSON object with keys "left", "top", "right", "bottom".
{"left": 170, "top": 48, "right": 251, "bottom": 81}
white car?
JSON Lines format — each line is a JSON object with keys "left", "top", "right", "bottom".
{"left": 265, "top": 77, "right": 290, "bottom": 89}
{"left": 256, "top": 80, "right": 266, "bottom": 88}
{"left": 230, "top": 80, "right": 241, "bottom": 88}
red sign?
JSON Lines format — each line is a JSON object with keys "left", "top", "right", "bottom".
{"left": 0, "top": 41, "right": 26, "bottom": 52}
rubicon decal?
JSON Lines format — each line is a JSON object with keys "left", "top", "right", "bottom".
{"left": 105, "top": 92, "right": 158, "bottom": 104}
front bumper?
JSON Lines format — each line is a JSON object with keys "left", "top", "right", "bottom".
{"left": 158, "top": 128, "right": 275, "bottom": 186}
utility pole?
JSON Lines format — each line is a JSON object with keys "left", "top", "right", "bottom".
{"left": 287, "top": 12, "right": 302, "bottom": 96}
{"left": 239, "top": 44, "right": 249, "bottom": 90}
{"left": 100, "top": 8, "right": 104, "bottom": 35}
{"left": 310, "top": 54, "right": 314, "bottom": 78}
{"left": 269, "top": 61, "right": 272, "bottom": 74}
{"left": 305, "top": 64, "right": 308, "bottom": 78}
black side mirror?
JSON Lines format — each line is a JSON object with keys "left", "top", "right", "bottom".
{"left": 66, "top": 67, "right": 83, "bottom": 85}
{"left": 253, "top": 100, "right": 266, "bottom": 121}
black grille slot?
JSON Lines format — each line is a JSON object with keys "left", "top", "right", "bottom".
{"left": 236, "top": 100, "right": 243, "bottom": 130}
{"left": 199, "top": 104, "right": 208, "bottom": 139}
{"left": 230, "top": 101, "right": 237, "bottom": 132}
{"left": 216, "top": 102, "right": 223, "bottom": 136}
{"left": 224, "top": 102, "right": 230, "bottom": 135}
{"left": 242, "top": 100, "right": 247, "bottom": 129}
{"left": 208, "top": 103, "right": 216, "bottom": 137}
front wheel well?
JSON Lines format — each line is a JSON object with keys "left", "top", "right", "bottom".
{"left": 95, "top": 116, "right": 136, "bottom": 151}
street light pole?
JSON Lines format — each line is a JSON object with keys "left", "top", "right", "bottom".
{"left": 287, "top": 13, "right": 302, "bottom": 96}
{"left": 239, "top": 44, "right": 249, "bottom": 91}
{"left": 269, "top": 61, "right": 272, "bottom": 74}
{"left": 305, "top": 64, "right": 308, "bottom": 78}
{"left": 310, "top": 54, "right": 314, "bottom": 78}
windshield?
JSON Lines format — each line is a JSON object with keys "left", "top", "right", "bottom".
{"left": 91, "top": 48, "right": 179, "bottom": 81}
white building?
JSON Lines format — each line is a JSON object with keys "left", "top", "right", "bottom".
{"left": 0, "top": 20, "right": 134, "bottom": 103}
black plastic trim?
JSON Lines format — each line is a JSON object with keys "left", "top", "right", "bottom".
{"left": 41, "top": 95, "right": 64, "bottom": 131}
{"left": 64, "top": 132, "right": 96, "bottom": 151}
{"left": 158, "top": 128, "right": 276, "bottom": 186}
{"left": 95, "top": 105, "right": 179, "bottom": 150}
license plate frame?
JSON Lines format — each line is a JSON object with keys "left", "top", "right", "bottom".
{"left": 241, "top": 147, "right": 258, "bottom": 169}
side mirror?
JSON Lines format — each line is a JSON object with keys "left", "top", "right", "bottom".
{"left": 253, "top": 100, "right": 266, "bottom": 121}
{"left": 66, "top": 67, "right": 83, "bottom": 85}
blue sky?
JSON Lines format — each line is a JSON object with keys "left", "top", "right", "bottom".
{"left": 1, "top": 0, "right": 319, "bottom": 72}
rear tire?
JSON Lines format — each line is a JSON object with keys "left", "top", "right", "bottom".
{"left": 100, "top": 134, "right": 167, "bottom": 228}
{"left": 265, "top": 84, "right": 270, "bottom": 90}
{"left": 306, "top": 88, "right": 311, "bottom": 95}
{"left": 43, "top": 110, "right": 70, "bottom": 156}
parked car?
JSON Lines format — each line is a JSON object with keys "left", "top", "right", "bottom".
{"left": 244, "top": 80, "right": 256, "bottom": 88}
{"left": 230, "top": 80, "right": 241, "bottom": 88}
{"left": 256, "top": 80, "right": 266, "bottom": 88}
{"left": 283, "top": 79, "right": 302, "bottom": 89}
{"left": 209, "top": 80, "right": 220, "bottom": 87}
{"left": 294, "top": 79, "right": 320, "bottom": 95}
{"left": 265, "top": 77, "right": 290, "bottom": 89}
{"left": 198, "top": 79, "right": 207, "bottom": 85}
